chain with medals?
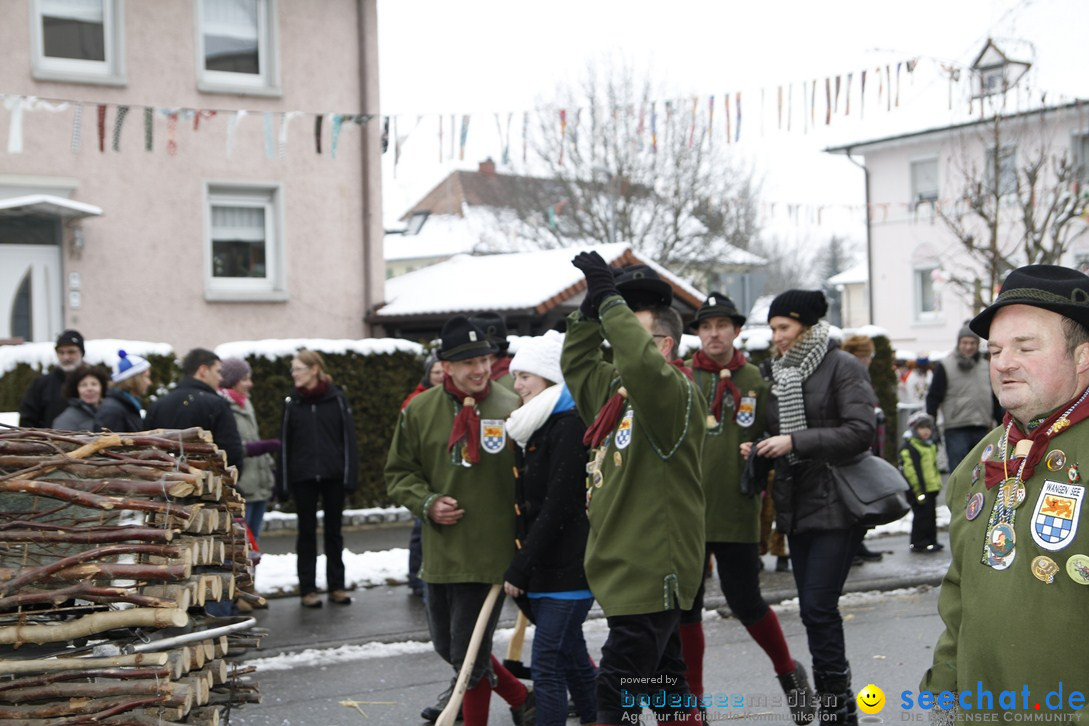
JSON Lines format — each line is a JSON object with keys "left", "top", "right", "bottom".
{"left": 585, "top": 434, "right": 611, "bottom": 508}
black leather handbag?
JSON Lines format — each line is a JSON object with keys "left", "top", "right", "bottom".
{"left": 828, "top": 454, "right": 911, "bottom": 527}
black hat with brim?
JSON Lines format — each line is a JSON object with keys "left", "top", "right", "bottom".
{"left": 690, "top": 291, "right": 746, "bottom": 329}
{"left": 438, "top": 316, "right": 498, "bottom": 362}
{"left": 969, "top": 264, "right": 1089, "bottom": 338}
{"left": 613, "top": 264, "right": 673, "bottom": 309}
{"left": 469, "top": 312, "right": 510, "bottom": 353}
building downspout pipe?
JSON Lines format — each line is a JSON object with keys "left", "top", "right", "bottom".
{"left": 844, "top": 146, "right": 874, "bottom": 324}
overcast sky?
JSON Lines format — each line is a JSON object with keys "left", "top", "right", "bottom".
{"left": 376, "top": 0, "right": 1087, "bottom": 250}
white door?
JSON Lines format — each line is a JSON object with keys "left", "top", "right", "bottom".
{"left": 0, "top": 244, "right": 63, "bottom": 342}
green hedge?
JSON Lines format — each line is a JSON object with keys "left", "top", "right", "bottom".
{"left": 0, "top": 354, "right": 178, "bottom": 415}
{"left": 869, "top": 334, "right": 900, "bottom": 461}
{"left": 244, "top": 349, "right": 423, "bottom": 508}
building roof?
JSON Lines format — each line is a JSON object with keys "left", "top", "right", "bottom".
{"left": 400, "top": 166, "right": 568, "bottom": 220}
{"left": 824, "top": 99, "right": 1086, "bottom": 155}
{"left": 828, "top": 262, "right": 868, "bottom": 286}
{"left": 373, "top": 242, "right": 705, "bottom": 320}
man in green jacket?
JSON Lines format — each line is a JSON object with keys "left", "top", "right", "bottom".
{"left": 922, "top": 265, "right": 1089, "bottom": 722}
{"left": 562, "top": 252, "right": 705, "bottom": 725}
{"left": 679, "top": 293, "right": 813, "bottom": 723}
{"left": 385, "top": 316, "right": 533, "bottom": 726}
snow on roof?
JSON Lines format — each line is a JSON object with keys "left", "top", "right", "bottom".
{"left": 828, "top": 262, "right": 868, "bottom": 286}
{"left": 0, "top": 339, "right": 174, "bottom": 376}
{"left": 376, "top": 242, "right": 703, "bottom": 317}
{"left": 214, "top": 338, "right": 424, "bottom": 362}
{"left": 717, "top": 244, "right": 768, "bottom": 267}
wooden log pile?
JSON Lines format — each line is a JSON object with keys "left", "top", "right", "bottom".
{"left": 0, "top": 427, "right": 263, "bottom": 724}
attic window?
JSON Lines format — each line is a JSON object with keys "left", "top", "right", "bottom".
{"left": 406, "top": 212, "right": 429, "bottom": 236}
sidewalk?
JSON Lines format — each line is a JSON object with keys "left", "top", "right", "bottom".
{"left": 243, "top": 527, "right": 950, "bottom": 658}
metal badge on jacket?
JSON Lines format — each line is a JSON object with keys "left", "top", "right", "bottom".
{"left": 615, "top": 409, "right": 634, "bottom": 450}
{"left": 736, "top": 394, "right": 757, "bottom": 428}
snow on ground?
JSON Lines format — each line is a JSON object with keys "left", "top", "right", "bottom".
{"left": 772, "top": 586, "right": 930, "bottom": 615}
{"left": 249, "top": 640, "right": 435, "bottom": 672}
{"left": 256, "top": 548, "right": 410, "bottom": 596}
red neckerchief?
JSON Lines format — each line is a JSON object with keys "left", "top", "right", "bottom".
{"left": 691, "top": 348, "right": 746, "bottom": 422}
{"left": 491, "top": 356, "right": 511, "bottom": 380}
{"left": 582, "top": 359, "right": 693, "bottom": 448}
{"left": 444, "top": 374, "right": 490, "bottom": 465}
{"left": 983, "top": 388, "right": 1089, "bottom": 489}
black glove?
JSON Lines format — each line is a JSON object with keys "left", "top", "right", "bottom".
{"left": 572, "top": 251, "right": 619, "bottom": 318}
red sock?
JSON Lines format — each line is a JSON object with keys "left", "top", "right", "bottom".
{"left": 462, "top": 678, "right": 492, "bottom": 726}
{"left": 678, "top": 622, "right": 705, "bottom": 697}
{"left": 490, "top": 655, "right": 528, "bottom": 707}
{"left": 745, "top": 609, "right": 794, "bottom": 675}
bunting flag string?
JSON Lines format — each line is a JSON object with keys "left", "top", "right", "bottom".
{"left": 143, "top": 106, "right": 153, "bottom": 151}
{"left": 262, "top": 112, "right": 276, "bottom": 160}
{"left": 724, "top": 94, "right": 731, "bottom": 145}
{"left": 71, "top": 103, "right": 82, "bottom": 154}
{"left": 4, "top": 96, "right": 24, "bottom": 154}
{"left": 111, "top": 105, "right": 129, "bottom": 152}
{"left": 559, "top": 109, "right": 567, "bottom": 165}
{"left": 845, "top": 73, "right": 852, "bottom": 116}
{"left": 860, "top": 70, "right": 867, "bottom": 119}
{"left": 458, "top": 114, "right": 470, "bottom": 161}
{"left": 166, "top": 110, "right": 179, "bottom": 156}
{"left": 315, "top": 113, "right": 323, "bottom": 154}
{"left": 734, "top": 92, "right": 741, "bottom": 143}
{"left": 226, "top": 110, "right": 247, "bottom": 159}
{"left": 331, "top": 113, "right": 344, "bottom": 160}
{"left": 96, "top": 104, "right": 107, "bottom": 152}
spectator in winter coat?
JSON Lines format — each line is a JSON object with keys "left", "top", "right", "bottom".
{"left": 281, "top": 349, "right": 359, "bottom": 608}
{"left": 19, "top": 329, "right": 85, "bottom": 427}
{"left": 748, "top": 289, "right": 876, "bottom": 726}
{"left": 53, "top": 365, "right": 109, "bottom": 431}
{"left": 899, "top": 412, "right": 943, "bottom": 553}
{"left": 400, "top": 350, "right": 443, "bottom": 598}
{"left": 218, "top": 357, "right": 279, "bottom": 542}
{"left": 502, "top": 330, "right": 596, "bottom": 726}
{"left": 95, "top": 350, "right": 152, "bottom": 433}
{"left": 146, "top": 349, "right": 244, "bottom": 472}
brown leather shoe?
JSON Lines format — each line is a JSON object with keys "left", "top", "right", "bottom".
{"left": 329, "top": 589, "right": 353, "bottom": 605}
{"left": 301, "top": 592, "right": 322, "bottom": 608}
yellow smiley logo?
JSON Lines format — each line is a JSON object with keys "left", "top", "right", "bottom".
{"left": 856, "top": 684, "right": 885, "bottom": 715}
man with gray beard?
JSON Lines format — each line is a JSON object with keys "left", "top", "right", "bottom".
{"left": 19, "top": 329, "right": 85, "bottom": 427}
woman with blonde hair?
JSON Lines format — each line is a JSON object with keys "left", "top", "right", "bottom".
{"left": 280, "top": 349, "right": 359, "bottom": 608}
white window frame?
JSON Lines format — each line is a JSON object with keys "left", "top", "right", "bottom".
{"left": 985, "top": 144, "right": 1018, "bottom": 198}
{"left": 203, "top": 182, "right": 287, "bottom": 302}
{"left": 910, "top": 157, "right": 939, "bottom": 206}
{"left": 913, "top": 266, "right": 942, "bottom": 322}
{"left": 30, "top": 0, "right": 126, "bottom": 85}
{"left": 195, "top": 0, "right": 281, "bottom": 97}
{"left": 1073, "top": 132, "right": 1089, "bottom": 186}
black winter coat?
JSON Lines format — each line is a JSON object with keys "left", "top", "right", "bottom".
{"left": 280, "top": 383, "right": 359, "bottom": 492}
{"left": 503, "top": 409, "right": 591, "bottom": 594}
{"left": 95, "top": 388, "right": 145, "bottom": 433}
{"left": 53, "top": 399, "right": 97, "bottom": 431}
{"left": 767, "top": 347, "right": 876, "bottom": 534}
{"left": 19, "top": 367, "right": 68, "bottom": 428}
{"left": 146, "top": 378, "right": 245, "bottom": 471}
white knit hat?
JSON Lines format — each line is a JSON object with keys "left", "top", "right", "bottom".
{"left": 112, "top": 349, "right": 151, "bottom": 382}
{"left": 509, "top": 330, "right": 564, "bottom": 384}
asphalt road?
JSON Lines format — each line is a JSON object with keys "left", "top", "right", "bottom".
{"left": 228, "top": 586, "right": 944, "bottom": 725}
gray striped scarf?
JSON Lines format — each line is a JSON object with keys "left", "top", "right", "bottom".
{"left": 771, "top": 320, "right": 830, "bottom": 463}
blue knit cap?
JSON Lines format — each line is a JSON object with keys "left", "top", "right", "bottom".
{"left": 112, "top": 349, "right": 151, "bottom": 382}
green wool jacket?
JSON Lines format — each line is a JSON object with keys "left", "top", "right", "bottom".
{"left": 562, "top": 297, "right": 706, "bottom": 617}
{"left": 687, "top": 360, "right": 767, "bottom": 543}
{"left": 899, "top": 437, "right": 942, "bottom": 497}
{"left": 922, "top": 421, "right": 1089, "bottom": 716}
{"left": 385, "top": 383, "right": 520, "bottom": 584}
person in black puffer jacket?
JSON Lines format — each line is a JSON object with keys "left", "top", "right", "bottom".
{"left": 503, "top": 331, "right": 596, "bottom": 726}
{"left": 95, "top": 350, "right": 153, "bottom": 433}
{"left": 281, "top": 348, "right": 359, "bottom": 608}
{"left": 748, "top": 290, "right": 875, "bottom": 726}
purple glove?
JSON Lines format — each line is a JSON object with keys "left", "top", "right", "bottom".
{"left": 245, "top": 439, "right": 281, "bottom": 457}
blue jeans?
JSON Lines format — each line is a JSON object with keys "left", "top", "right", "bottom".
{"left": 245, "top": 499, "right": 267, "bottom": 545}
{"left": 529, "top": 596, "right": 597, "bottom": 726}
{"left": 788, "top": 527, "right": 859, "bottom": 674}
{"left": 944, "top": 426, "right": 989, "bottom": 475}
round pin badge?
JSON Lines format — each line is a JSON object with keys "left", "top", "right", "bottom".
{"left": 1045, "top": 449, "right": 1067, "bottom": 471}
{"left": 986, "top": 549, "right": 1015, "bottom": 570}
{"left": 965, "top": 492, "right": 985, "bottom": 521}
{"left": 1000, "top": 479, "right": 1027, "bottom": 510}
{"left": 980, "top": 444, "right": 994, "bottom": 463}
{"left": 971, "top": 464, "right": 981, "bottom": 484}
{"left": 1031, "top": 555, "right": 1060, "bottom": 584}
{"left": 1066, "top": 554, "right": 1089, "bottom": 585}
{"left": 987, "top": 523, "right": 1016, "bottom": 558}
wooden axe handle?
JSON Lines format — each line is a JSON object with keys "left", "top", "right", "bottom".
{"left": 505, "top": 610, "right": 529, "bottom": 662}
{"left": 435, "top": 584, "right": 502, "bottom": 726}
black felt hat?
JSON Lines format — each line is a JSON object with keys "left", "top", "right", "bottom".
{"left": 970, "top": 264, "right": 1089, "bottom": 338}
{"left": 690, "top": 292, "right": 746, "bottom": 329}
{"left": 767, "top": 289, "right": 828, "bottom": 326}
{"left": 613, "top": 264, "right": 673, "bottom": 309}
{"left": 438, "top": 316, "right": 497, "bottom": 362}
{"left": 469, "top": 312, "right": 510, "bottom": 353}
